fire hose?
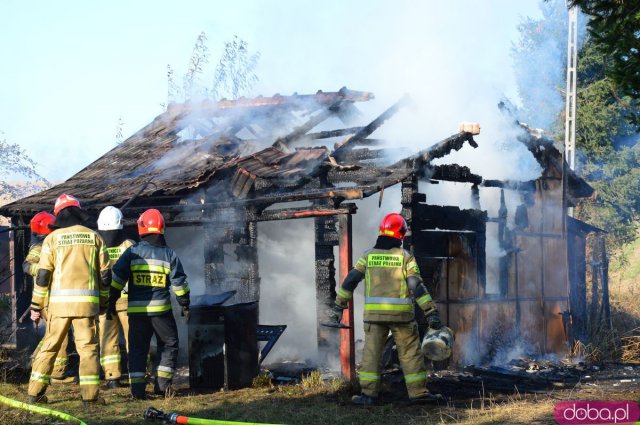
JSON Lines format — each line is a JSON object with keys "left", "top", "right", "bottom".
{"left": 0, "top": 394, "right": 87, "bottom": 425}
{"left": 144, "top": 407, "right": 284, "bottom": 425}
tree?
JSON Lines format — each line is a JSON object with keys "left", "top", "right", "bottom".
{"left": 571, "top": 0, "right": 640, "bottom": 106}
{"left": 512, "top": 0, "right": 573, "bottom": 130}
{"left": 0, "top": 132, "right": 49, "bottom": 202}
{"left": 573, "top": 38, "right": 640, "bottom": 250}
{"left": 514, "top": 0, "right": 640, "bottom": 250}
{"left": 167, "top": 33, "right": 260, "bottom": 103}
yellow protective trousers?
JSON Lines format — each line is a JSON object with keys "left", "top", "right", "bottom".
{"left": 29, "top": 315, "right": 101, "bottom": 401}
{"left": 98, "top": 310, "right": 129, "bottom": 380}
{"left": 31, "top": 309, "right": 69, "bottom": 379}
{"left": 359, "top": 321, "right": 428, "bottom": 399}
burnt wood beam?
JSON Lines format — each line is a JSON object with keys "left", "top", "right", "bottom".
{"left": 314, "top": 210, "right": 338, "bottom": 364}
{"left": 305, "top": 127, "right": 364, "bottom": 140}
{"left": 336, "top": 148, "right": 388, "bottom": 163}
{"left": 395, "top": 131, "right": 478, "bottom": 170}
{"left": 430, "top": 164, "right": 483, "bottom": 185}
{"left": 11, "top": 216, "right": 32, "bottom": 350}
{"left": 482, "top": 179, "right": 537, "bottom": 192}
{"left": 248, "top": 204, "right": 357, "bottom": 222}
{"left": 331, "top": 95, "right": 411, "bottom": 160}
{"left": 272, "top": 100, "right": 343, "bottom": 150}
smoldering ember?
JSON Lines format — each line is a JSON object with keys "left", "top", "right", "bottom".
{"left": 0, "top": 87, "right": 638, "bottom": 423}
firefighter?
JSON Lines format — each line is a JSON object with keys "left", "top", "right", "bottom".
{"left": 329, "top": 213, "right": 443, "bottom": 405}
{"left": 24, "top": 211, "right": 71, "bottom": 381}
{"left": 28, "top": 194, "right": 111, "bottom": 405}
{"left": 109, "top": 208, "right": 190, "bottom": 399}
{"left": 97, "top": 206, "right": 135, "bottom": 389}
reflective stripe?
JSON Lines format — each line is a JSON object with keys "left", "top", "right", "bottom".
{"left": 172, "top": 285, "right": 189, "bottom": 296}
{"left": 129, "top": 372, "right": 146, "bottom": 384}
{"left": 79, "top": 375, "right": 100, "bottom": 385}
{"left": 416, "top": 294, "right": 432, "bottom": 306}
{"left": 132, "top": 259, "right": 170, "bottom": 268}
{"left": 157, "top": 365, "right": 175, "bottom": 373}
{"left": 128, "top": 299, "right": 170, "bottom": 307}
{"left": 100, "top": 355, "right": 121, "bottom": 365}
{"left": 131, "top": 264, "right": 171, "bottom": 274}
{"left": 358, "top": 371, "right": 380, "bottom": 382}
{"left": 404, "top": 372, "right": 427, "bottom": 384}
{"left": 33, "top": 287, "right": 48, "bottom": 298}
{"left": 100, "top": 289, "right": 110, "bottom": 297}
{"left": 407, "top": 259, "right": 420, "bottom": 274}
{"left": 54, "top": 357, "right": 68, "bottom": 365}
{"left": 112, "top": 271, "right": 126, "bottom": 286}
{"left": 111, "top": 280, "right": 125, "bottom": 291}
{"left": 49, "top": 296, "right": 99, "bottom": 304}
{"left": 337, "top": 287, "right": 353, "bottom": 300}
{"left": 364, "top": 303, "right": 413, "bottom": 312}
{"left": 30, "top": 372, "right": 51, "bottom": 383}
{"left": 128, "top": 304, "right": 171, "bottom": 314}
{"left": 50, "top": 289, "right": 99, "bottom": 296}
{"left": 157, "top": 370, "right": 173, "bottom": 379}
{"left": 357, "top": 258, "right": 367, "bottom": 266}
{"left": 365, "top": 297, "right": 412, "bottom": 305}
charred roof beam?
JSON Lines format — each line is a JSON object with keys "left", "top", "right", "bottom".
{"left": 429, "top": 164, "right": 482, "bottom": 185}
{"left": 331, "top": 95, "right": 411, "bottom": 161}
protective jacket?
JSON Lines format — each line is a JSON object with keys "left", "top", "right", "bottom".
{"left": 31, "top": 225, "right": 111, "bottom": 317}
{"left": 23, "top": 241, "right": 43, "bottom": 278}
{"left": 111, "top": 240, "right": 190, "bottom": 316}
{"left": 106, "top": 239, "right": 135, "bottom": 311}
{"left": 336, "top": 247, "right": 436, "bottom": 322}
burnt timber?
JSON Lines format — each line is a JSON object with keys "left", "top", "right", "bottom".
{"left": 0, "top": 88, "right": 604, "bottom": 376}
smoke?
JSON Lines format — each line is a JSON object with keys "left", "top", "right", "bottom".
{"left": 156, "top": 0, "right": 584, "bottom": 367}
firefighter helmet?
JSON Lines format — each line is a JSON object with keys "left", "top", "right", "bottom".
{"left": 30, "top": 212, "right": 55, "bottom": 236}
{"left": 421, "top": 326, "right": 455, "bottom": 361}
{"left": 53, "top": 194, "right": 81, "bottom": 216}
{"left": 137, "top": 209, "right": 165, "bottom": 236}
{"left": 378, "top": 213, "right": 408, "bottom": 240}
{"left": 98, "top": 206, "right": 124, "bottom": 231}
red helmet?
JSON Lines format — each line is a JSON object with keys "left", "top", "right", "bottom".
{"left": 30, "top": 212, "right": 55, "bottom": 236}
{"left": 138, "top": 209, "right": 165, "bottom": 236}
{"left": 378, "top": 213, "right": 408, "bottom": 240}
{"left": 53, "top": 194, "right": 81, "bottom": 216}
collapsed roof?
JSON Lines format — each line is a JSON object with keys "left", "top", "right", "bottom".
{"left": 0, "top": 88, "right": 592, "bottom": 220}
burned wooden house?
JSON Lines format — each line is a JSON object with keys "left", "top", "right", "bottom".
{"left": 0, "top": 88, "right": 603, "bottom": 384}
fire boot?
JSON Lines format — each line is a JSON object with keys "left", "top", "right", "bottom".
{"left": 409, "top": 392, "right": 444, "bottom": 404}
{"left": 83, "top": 396, "right": 106, "bottom": 407}
{"left": 27, "top": 391, "right": 48, "bottom": 404}
{"left": 106, "top": 379, "right": 120, "bottom": 389}
{"left": 351, "top": 394, "right": 378, "bottom": 406}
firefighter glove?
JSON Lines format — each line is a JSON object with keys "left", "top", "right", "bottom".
{"left": 106, "top": 301, "right": 116, "bottom": 320}
{"left": 328, "top": 303, "right": 344, "bottom": 325}
{"left": 30, "top": 309, "right": 41, "bottom": 324}
{"left": 427, "top": 312, "right": 443, "bottom": 330}
{"left": 182, "top": 306, "right": 190, "bottom": 323}
{"left": 177, "top": 295, "right": 190, "bottom": 308}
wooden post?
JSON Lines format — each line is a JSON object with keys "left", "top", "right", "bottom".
{"left": 338, "top": 214, "right": 355, "bottom": 382}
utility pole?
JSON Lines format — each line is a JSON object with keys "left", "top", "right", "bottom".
{"left": 564, "top": 5, "right": 578, "bottom": 174}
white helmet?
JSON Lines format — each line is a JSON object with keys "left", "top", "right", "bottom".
{"left": 421, "top": 326, "right": 455, "bottom": 361}
{"left": 98, "top": 206, "right": 124, "bottom": 231}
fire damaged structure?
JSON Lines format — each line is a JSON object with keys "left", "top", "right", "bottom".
{"left": 0, "top": 88, "right": 605, "bottom": 385}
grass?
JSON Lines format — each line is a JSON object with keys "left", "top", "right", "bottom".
{"left": 2, "top": 373, "right": 638, "bottom": 425}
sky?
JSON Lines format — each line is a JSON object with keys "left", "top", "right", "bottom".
{"left": 0, "top": 0, "right": 544, "bottom": 183}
